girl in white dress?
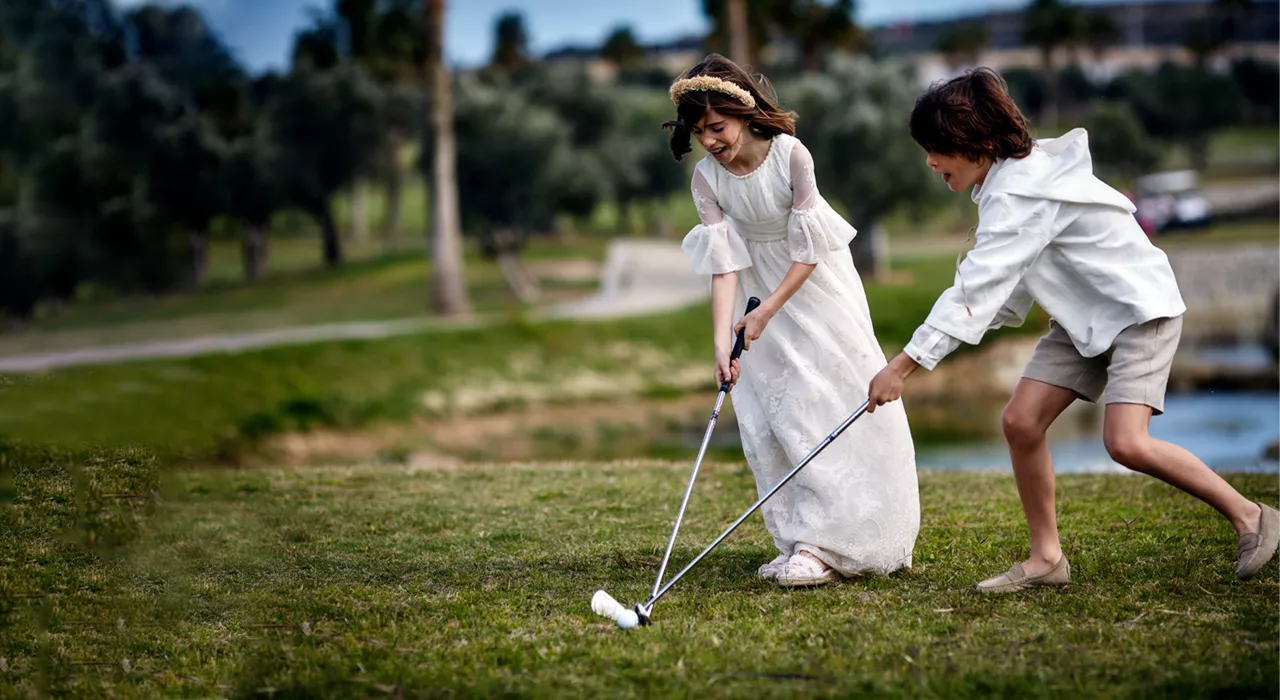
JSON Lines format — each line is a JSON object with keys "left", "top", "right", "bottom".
{"left": 663, "top": 55, "right": 921, "bottom": 586}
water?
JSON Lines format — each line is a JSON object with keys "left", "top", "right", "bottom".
{"left": 917, "top": 391, "right": 1280, "bottom": 474}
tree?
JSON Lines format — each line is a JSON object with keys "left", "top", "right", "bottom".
{"left": 1080, "top": 101, "right": 1163, "bottom": 183}
{"left": 1119, "top": 63, "right": 1246, "bottom": 171}
{"left": 440, "top": 82, "right": 590, "bottom": 300}
{"left": 491, "top": 11, "right": 529, "bottom": 72}
{"left": 1231, "top": 57, "right": 1279, "bottom": 124}
{"left": 779, "top": 0, "right": 867, "bottom": 73}
{"left": 703, "top": 0, "right": 769, "bottom": 67}
{"left": 785, "top": 56, "right": 948, "bottom": 278}
{"left": 224, "top": 132, "right": 284, "bottom": 281}
{"left": 1084, "top": 11, "right": 1120, "bottom": 63}
{"left": 935, "top": 21, "right": 988, "bottom": 68}
{"left": 424, "top": 0, "right": 469, "bottom": 316}
{"left": 601, "top": 26, "right": 645, "bottom": 70}
{"left": 122, "top": 5, "right": 247, "bottom": 136}
{"left": 146, "top": 114, "right": 228, "bottom": 287}
{"left": 265, "top": 65, "right": 386, "bottom": 267}
{"left": 1023, "top": 0, "right": 1086, "bottom": 127}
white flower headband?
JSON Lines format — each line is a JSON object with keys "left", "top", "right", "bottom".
{"left": 668, "top": 75, "right": 757, "bottom": 110}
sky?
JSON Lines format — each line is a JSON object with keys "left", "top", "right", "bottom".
{"left": 111, "top": 0, "right": 1193, "bottom": 74}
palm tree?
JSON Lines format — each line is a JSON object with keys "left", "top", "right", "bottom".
{"left": 935, "top": 20, "right": 989, "bottom": 68}
{"left": 424, "top": 0, "right": 469, "bottom": 316}
{"left": 491, "top": 12, "right": 529, "bottom": 72}
{"left": 727, "top": 0, "right": 750, "bottom": 65}
{"left": 1023, "top": 0, "right": 1085, "bottom": 127}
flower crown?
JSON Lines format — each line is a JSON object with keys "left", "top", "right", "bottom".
{"left": 668, "top": 75, "right": 757, "bottom": 110}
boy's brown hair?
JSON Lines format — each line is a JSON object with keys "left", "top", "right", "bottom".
{"left": 909, "top": 67, "right": 1034, "bottom": 163}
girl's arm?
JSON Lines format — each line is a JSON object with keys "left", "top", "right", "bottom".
{"left": 690, "top": 168, "right": 748, "bottom": 388}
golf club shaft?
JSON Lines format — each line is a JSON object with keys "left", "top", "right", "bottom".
{"left": 645, "top": 399, "right": 871, "bottom": 609}
{"left": 649, "top": 296, "right": 760, "bottom": 599}
{"left": 650, "top": 389, "right": 725, "bottom": 600}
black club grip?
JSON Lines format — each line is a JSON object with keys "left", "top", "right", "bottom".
{"left": 730, "top": 296, "right": 762, "bottom": 362}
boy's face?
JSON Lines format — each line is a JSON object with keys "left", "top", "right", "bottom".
{"left": 924, "top": 151, "right": 993, "bottom": 193}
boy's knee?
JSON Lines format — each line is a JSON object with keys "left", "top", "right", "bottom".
{"left": 1104, "top": 432, "right": 1151, "bottom": 472}
{"left": 1001, "top": 406, "right": 1045, "bottom": 447}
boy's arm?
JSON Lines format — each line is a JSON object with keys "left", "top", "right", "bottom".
{"left": 904, "top": 280, "right": 1033, "bottom": 370}
{"left": 910, "top": 195, "right": 1056, "bottom": 365}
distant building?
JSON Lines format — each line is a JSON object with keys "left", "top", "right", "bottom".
{"left": 542, "top": 35, "right": 705, "bottom": 82}
{"left": 871, "top": 0, "right": 1279, "bottom": 85}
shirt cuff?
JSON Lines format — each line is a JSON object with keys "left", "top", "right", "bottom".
{"left": 902, "top": 324, "right": 961, "bottom": 371}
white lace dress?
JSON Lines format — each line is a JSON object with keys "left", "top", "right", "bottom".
{"left": 681, "top": 133, "right": 921, "bottom": 577}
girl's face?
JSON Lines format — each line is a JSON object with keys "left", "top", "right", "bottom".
{"left": 692, "top": 108, "right": 748, "bottom": 163}
{"left": 924, "top": 151, "right": 993, "bottom": 192}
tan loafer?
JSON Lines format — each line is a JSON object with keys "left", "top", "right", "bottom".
{"left": 974, "top": 556, "right": 1070, "bottom": 594}
{"left": 1237, "top": 503, "right": 1279, "bottom": 581}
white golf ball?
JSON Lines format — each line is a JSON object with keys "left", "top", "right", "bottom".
{"left": 617, "top": 610, "right": 639, "bottom": 629}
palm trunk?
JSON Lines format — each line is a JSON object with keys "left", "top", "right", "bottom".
{"left": 1040, "top": 46, "right": 1059, "bottom": 128}
{"left": 727, "top": 0, "right": 750, "bottom": 66}
{"left": 381, "top": 131, "right": 404, "bottom": 248}
{"left": 350, "top": 183, "right": 369, "bottom": 242}
{"left": 425, "top": 0, "right": 470, "bottom": 316}
{"left": 241, "top": 224, "right": 268, "bottom": 282}
{"left": 188, "top": 229, "right": 208, "bottom": 287}
{"left": 319, "top": 202, "right": 344, "bottom": 267}
{"left": 848, "top": 217, "right": 883, "bottom": 280}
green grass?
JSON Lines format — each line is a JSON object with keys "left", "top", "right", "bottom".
{"left": 0, "top": 236, "right": 613, "bottom": 356}
{"left": 1, "top": 442, "right": 1275, "bottom": 698}
{"left": 0, "top": 254, "right": 1047, "bottom": 463}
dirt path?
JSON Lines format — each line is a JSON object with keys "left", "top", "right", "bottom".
{"left": 0, "top": 240, "right": 709, "bottom": 373}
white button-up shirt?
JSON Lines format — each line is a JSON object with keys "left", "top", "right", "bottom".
{"left": 903, "top": 128, "right": 1186, "bottom": 370}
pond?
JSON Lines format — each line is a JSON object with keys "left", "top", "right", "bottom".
{"left": 916, "top": 390, "right": 1280, "bottom": 474}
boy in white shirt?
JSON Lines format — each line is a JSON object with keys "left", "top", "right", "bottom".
{"left": 867, "top": 67, "right": 1277, "bottom": 593}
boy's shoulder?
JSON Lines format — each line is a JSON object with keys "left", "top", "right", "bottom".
{"left": 978, "top": 128, "right": 1136, "bottom": 215}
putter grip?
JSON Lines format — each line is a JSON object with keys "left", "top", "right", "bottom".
{"left": 730, "top": 297, "right": 762, "bottom": 362}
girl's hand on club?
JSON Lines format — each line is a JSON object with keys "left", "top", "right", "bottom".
{"left": 867, "top": 353, "right": 920, "bottom": 413}
{"left": 733, "top": 305, "right": 774, "bottom": 351}
{"left": 715, "top": 350, "right": 741, "bottom": 389}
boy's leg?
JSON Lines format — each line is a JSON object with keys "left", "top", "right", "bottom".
{"left": 975, "top": 322, "right": 1106, "bottom": 592}
{"left": 1001, "top": 378, "right": 1080, "bottom": 575}
{"left": 1102, "top": 315, "right": 1277, "bottom": 579}
{"left": 1103, "top": 404, "right": 1261, "bottom": 535}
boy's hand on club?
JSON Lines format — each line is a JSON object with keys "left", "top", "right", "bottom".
{"left": 867, "top": 353, "right": 920, "bottom": 413}
{"left": 733, "top": 305, "right": 774, "bottom": 351}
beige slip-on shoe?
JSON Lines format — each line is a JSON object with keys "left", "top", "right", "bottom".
{"left": 1237, "top": 503, "right": 1279, "bottom": 581}
{"left": 974, "top": 556, "right": 1070, "bottom": 594}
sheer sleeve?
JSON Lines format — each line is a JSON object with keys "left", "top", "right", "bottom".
{"left": 680, "top": 168, "right": 753, "bottom": 275}
{"left": 787, "top": 141, "right": 856, "bottom": 264}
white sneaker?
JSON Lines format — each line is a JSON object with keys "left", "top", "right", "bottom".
{"left": 775, "top": 553, "right": 842, "bottom": 587}
{"left": 756, "top": 553, "right": 790, "bottom": 579}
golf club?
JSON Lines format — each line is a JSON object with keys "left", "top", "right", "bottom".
{"left": 591, "top": 398, "right": 872, "bottom": 629}
{"left": 648, "top": 295, "right": 760, "bottom": 606}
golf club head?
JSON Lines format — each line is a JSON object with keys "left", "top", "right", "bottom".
{"left": 634, "top": 603, "right": 652, "bottom": 626}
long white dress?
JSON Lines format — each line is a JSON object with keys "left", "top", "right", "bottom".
{"left": 681, "top": 132, "right": 921, "bottom": 577}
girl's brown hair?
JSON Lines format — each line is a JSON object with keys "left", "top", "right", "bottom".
{"left": 661, "top": 54, "right": 797, "bottom": 161}
{"left": 909, "top": 67, "right": 1034, "bottom": 163}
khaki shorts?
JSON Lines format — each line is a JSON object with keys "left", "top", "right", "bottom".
{"left": 1022, "top": 315, "right": 1183, "bottom": 415}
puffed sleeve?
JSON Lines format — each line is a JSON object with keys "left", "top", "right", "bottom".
{"left": 679, "top": 167, "right": 753, "bottom": 275}
{"left": 787, "top": 140, "right": 856, "bottom": 264}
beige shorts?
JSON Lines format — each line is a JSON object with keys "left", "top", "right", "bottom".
{"left": 1022, "top": 315, "right": 1183, "bottom": 415}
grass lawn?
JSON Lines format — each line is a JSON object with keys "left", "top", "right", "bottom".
{"left": 0, "top": 253, "right": 1047, "bottom": 463}
{"left": 1, "top": 444, "right": 1275, "bottom": 698}
{"left": 0, "top": 236, "right": 613, "bottom": 357}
